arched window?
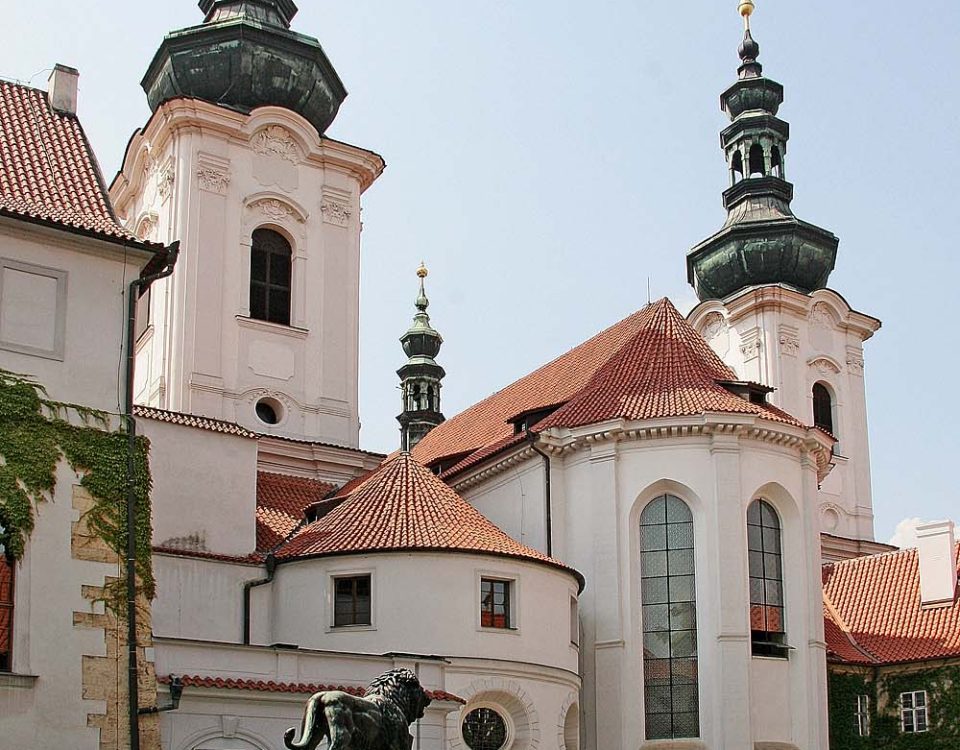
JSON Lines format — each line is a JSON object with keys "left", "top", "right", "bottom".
{"left": 0, "top": 519, "right": 13, "bottom": 673}
{"left": 812, "top": 383, "right": 834, "bottom": 435}
{"left": 771, "top": 146, "right": 783, "bottom": 178}
{"left": 462, "top": 707, "right": 508, "bottom": 750}
{"left": 749, "top": 143, "right": 766, "bottom": 177}
{"left": 747, "top": 499, "right": 787, "bottom": 657}
{"left": 427, "top": 385, "right": 435, "bottom": 411}
{"left": 249, "top": 228, "right": 292, "bottom": 326}
{"left": 640, "top": 495, "right": 699, "bottom": 740}
{"left": 731, "top": 150, "right": 744, "bottom": 184}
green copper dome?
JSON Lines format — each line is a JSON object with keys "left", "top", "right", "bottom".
{"left": 142, "top": 0, "right": 346, "bottom": 136}
{"left": 687, "top": 20, "right": 837, "bottom": 301}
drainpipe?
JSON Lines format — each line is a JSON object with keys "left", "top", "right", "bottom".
{"left": 243, "top": 553, "right": 277, "bottom": 645}
{"left": 527, "top": 431, "right": 553, "bottom": 557}
{"left": 124, "top": 241, "right": 179, "bottom": 750}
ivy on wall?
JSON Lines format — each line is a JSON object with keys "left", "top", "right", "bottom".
{"left": 828, "top": 665, "right": 960, "bottom": 750}
{"left": 0, "top": 369, "right": 154, "bottom": 605}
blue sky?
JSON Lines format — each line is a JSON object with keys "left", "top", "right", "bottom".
{"left": 4, "top": 1, "right": 958, "bottom": 545}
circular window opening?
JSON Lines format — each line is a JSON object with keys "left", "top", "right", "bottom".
{"left": 462, "top": 707, "right": 508, "bottom": 750}
{"left": 255, "top": 398, "right": 282, "bottom": 425}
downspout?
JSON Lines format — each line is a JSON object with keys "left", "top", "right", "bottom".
{"left": 243, "top": 553, "right": 277, "bottom": 645}
{"left": 527, "top": 431, "right": 553, "bottom": 557}
{"left": 124, "top": 241, "right": 179, "bottom": 750}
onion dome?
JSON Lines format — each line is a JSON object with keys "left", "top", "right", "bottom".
{"left": 142, "top": 0, "right": 347, "bottom": 136}
{"left": 686, "top": 1, "right": 838, "bottom": 301}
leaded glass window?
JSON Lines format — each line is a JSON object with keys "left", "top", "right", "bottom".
{"left": 748, "top": 499, "right": 788, "bottom": 657}
{"left": 640, "top": 495, "right": 699, "bottom": 740}
{"left": 462, "top": 707, "right": 508, "bottom": 750}
{"left": 250, "top": 228, "right": 292, "bottom": 325}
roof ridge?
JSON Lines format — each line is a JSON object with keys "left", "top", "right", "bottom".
{"left": 823, "top": 590, "right": 879, "bottom": 664}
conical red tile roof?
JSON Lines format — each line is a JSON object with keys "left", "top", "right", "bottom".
{"left": 275, "top": 452, "right": 583, "bottom": 588}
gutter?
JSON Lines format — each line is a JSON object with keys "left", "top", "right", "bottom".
{"left": 242, "top": 553, "right": 277, "bottom": 646}
{"left": 527, "top": 431, "right": 553, "bottom": 558}
{"left": 124, "top": 241, "right": 179, "bottom": 750}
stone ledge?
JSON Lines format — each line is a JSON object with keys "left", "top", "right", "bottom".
{"left": 640, "top": 741, "right": 706, "bottom": 750}
{"left": 0, "top": 672, "right": 39, "bottom": 689}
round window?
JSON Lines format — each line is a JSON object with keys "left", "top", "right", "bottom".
{"left": 255, "top": 398, "right": 282, "bottom": 425}
{"left": 462, "top": 707, "right": 508, "bottom": 750}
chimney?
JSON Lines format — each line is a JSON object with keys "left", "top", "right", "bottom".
{"left": 916, "top": 520, "right": 957, "bottom": 608}
{"left": 47, "top": 64, "right": 79, "bottom": 115}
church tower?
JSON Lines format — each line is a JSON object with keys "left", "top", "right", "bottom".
{"left": 110, "top": 0, "right": 384, "bottom": 446}
{"left": 397, "top": 265, "right": 445, "bottom": 451}
{"left": 687, "top": 1, "right": 882, "bottom": 551}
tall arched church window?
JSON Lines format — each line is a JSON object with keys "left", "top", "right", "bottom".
{"left": 812, "top": 383, "right": 834, "bottom": 435}
{"left": 640, "top": 495, "right": 700, "bottom": 740}
{"left": 250, "top": 228, "right": 292, "bottom": 326}
{"left": 747, "top": 499, "right": 788, "bottom": 658}
{"left": 0, "top": 519, "right": 13, "bottom": 672}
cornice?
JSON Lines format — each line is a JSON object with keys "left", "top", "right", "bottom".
{"left": 451, "top": 413, "right": 835, "bottom": 491}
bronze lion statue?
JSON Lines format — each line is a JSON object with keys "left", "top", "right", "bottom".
{"left": 284, "top": 668, "right": 431, "bottom": 750}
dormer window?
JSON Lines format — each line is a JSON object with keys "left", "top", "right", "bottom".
{"left": 717, "top": 380, "right": 772, "bottom": 405}
{"left": 507, "top": 403, "right": 565, "bottom": 435}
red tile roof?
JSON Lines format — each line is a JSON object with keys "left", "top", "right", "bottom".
{"left": 415, "top": 299, "right": 809, "bottom": 475}
{"left": 275, "top": 452, "right": 584, "bottom": 588}
{"left": 823, "top": 544, "right": 960, "bottom": 665}
{"left": 134, "top": 406, "right": 257, "bottom": 438}
{"left": 257, "top": 472, "right": 336, "bottom": 553}
{"left": 0, "top": 79, "right": 151, "bottom": 246}
{"left": 158, "top": 674, "right": 464, "bottom": 703}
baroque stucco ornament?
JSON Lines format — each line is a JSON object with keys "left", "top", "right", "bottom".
{"left": 321, "top": 199, "right": 352, "bottom": 227}
{"left": 252, "top": 198, "right": 304, "bottom": 224}
{"left": 284, "top": 669, "right": 430, "bottom": 750}
{"left": 810, "top": 357, "right": 841, "bottom": 376}
{"left": 700, "top": 312, "right": 726, "bottom": 341}
{"left": 253, "top": 125, "right": 301, "bottom": 163}
{"left": 197, "top": 165, "right": 231, "bottom": 194}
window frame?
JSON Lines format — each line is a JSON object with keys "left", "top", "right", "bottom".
{"left": 856, "top": 694, "right": 871, "bottom": 737}
{"left": 639, "top": 494, "right": 700, "bottom": 741}
{"left": 461, "top": 703, "right": 513, "bottom": 750}
{"left": 900, "top": 690, "right": 929, "bottom": 734}
{"left": 0, "top": 258, "right": 68, "bottom": 361}
{"left": 747, "top": 498, "right": 789, "bottom": 659}
{"left": 477, "top": 573, "right": 518, "bottom": 633}
{"left": 329, "top": 572, "right": 374, "bottom": 630}
{"left": 249, "top": 227, "right": 293, "bottom": 327}
{"left": 812, "top": 381, "right": 835, "bottom": 436}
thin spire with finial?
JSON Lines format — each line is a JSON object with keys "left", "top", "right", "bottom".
{"left": 416, "top": 261, "right": 429, "bottom": 311}
{"left": 737, "top": 0, "right": 762, "bottom": 79}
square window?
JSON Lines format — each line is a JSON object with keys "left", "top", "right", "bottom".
{"left": 480, "top": 578, "right": 512, "bottom": 629}
{"left": 332, "top": 575, "right": 371, "bottom": 627}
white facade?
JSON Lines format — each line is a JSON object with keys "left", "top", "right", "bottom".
{"left": 0, "top": 218, "right": 157, "bottom": 749}
{"left": 110, "top": 101, "right": 384, "bottom": 446}
{"left": 689, "top": 286, "right": 881, "bottom": 542}
{"left": 456, "top": 416, "right": 834, "bottom": 750}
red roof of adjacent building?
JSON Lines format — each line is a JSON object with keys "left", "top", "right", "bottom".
{"left": 275, "top": 452, "right": 584, "bottom": 588}
{"left": 822, "top": 544, "right": 960, "bottom": 665}
{"left": 414, "top": 298, "right": 810, "bottom": 475}
{"left": 257, "top": 472, "right": 336, "bottom": 553}
{"left": 0, "top": 79, "right": 151, "bottom": 246}
{"left": 158, "top": 675, "right": 464, "bottom": 704}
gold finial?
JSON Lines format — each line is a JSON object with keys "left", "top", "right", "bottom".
{"left": 739, "top": 0, "right": 755, "bottom": 28}
{"left": 417, "top": 261, "right": 428, "bottom": 279}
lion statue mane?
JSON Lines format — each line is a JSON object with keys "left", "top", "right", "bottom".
{"left": 284, "top": 668, "right": 432, "bottom": 750}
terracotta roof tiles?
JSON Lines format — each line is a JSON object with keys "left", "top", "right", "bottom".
{"left": 0, "top": 79, "right": 151, "bottom": 245}
{"left": 275, "top": 452, "right": 584, "bottom": 589}
{"left": 257, "top": 472, "right": 336, "bottom": 553}
{"left": 822, "top": 544, "right": 960, "bottom": 665}
{"left": 134, "top": 406, "right": 257, "bottom": 439}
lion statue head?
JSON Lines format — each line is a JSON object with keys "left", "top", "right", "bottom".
{"left": 365, "top": 668, "right": 431, "bottom": 723}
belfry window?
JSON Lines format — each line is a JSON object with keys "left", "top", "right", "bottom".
{"left": 0, "top": 519, "right": 13, "bottom": 672}
{"left": 749, "top": 143, "right": 766, "bottom": 177}
{"left": 731, "top": 150, "right": 744, "bottom": 184}
{"left": 748, "top": 499, "right": 788, "bottom": 657}
{"left": 640, "top": 495, "right": 700, "bottom": 740}
{"left": 812, "top": 383, "right": 834, "bottom": 435}
{"left": 771, "top": 146, "right": 783, "bottom": 178}
{"left": 250, "top": 228, "right": 292, "bottom": 326}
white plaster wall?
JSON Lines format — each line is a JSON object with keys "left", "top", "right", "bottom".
{"left": 112, "top": 102, "right": 383, "bottom": 447}
{"left": 462, "top": 460, "right": 548, "bottom": 554}
{"left": 142, "top": 420, "right": 258, "bottom": 556}
{"left": 270, "top": 552, "right": 580, "bottom": 675}
{"left": 689, "top": 287, "right": 879, "bottom": 541}
{"left": 0, "top": 220, "right": 154, "bottom": 412}
{"left": 454, "top": 426, "right": 827, "bottom": 750}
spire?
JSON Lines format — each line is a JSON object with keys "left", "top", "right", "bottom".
{"left": 397, "top": 264, "right": 446, "bottom": 452}
{"left": 142, "top": 0, "right": 346, "bottom": 136}
{"left": 686, "top": 1, "right": 838, "bottom": 301}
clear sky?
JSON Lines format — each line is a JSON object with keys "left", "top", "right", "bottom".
{"left": 4, "top": 1, "right": 958, "bottom": 545}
